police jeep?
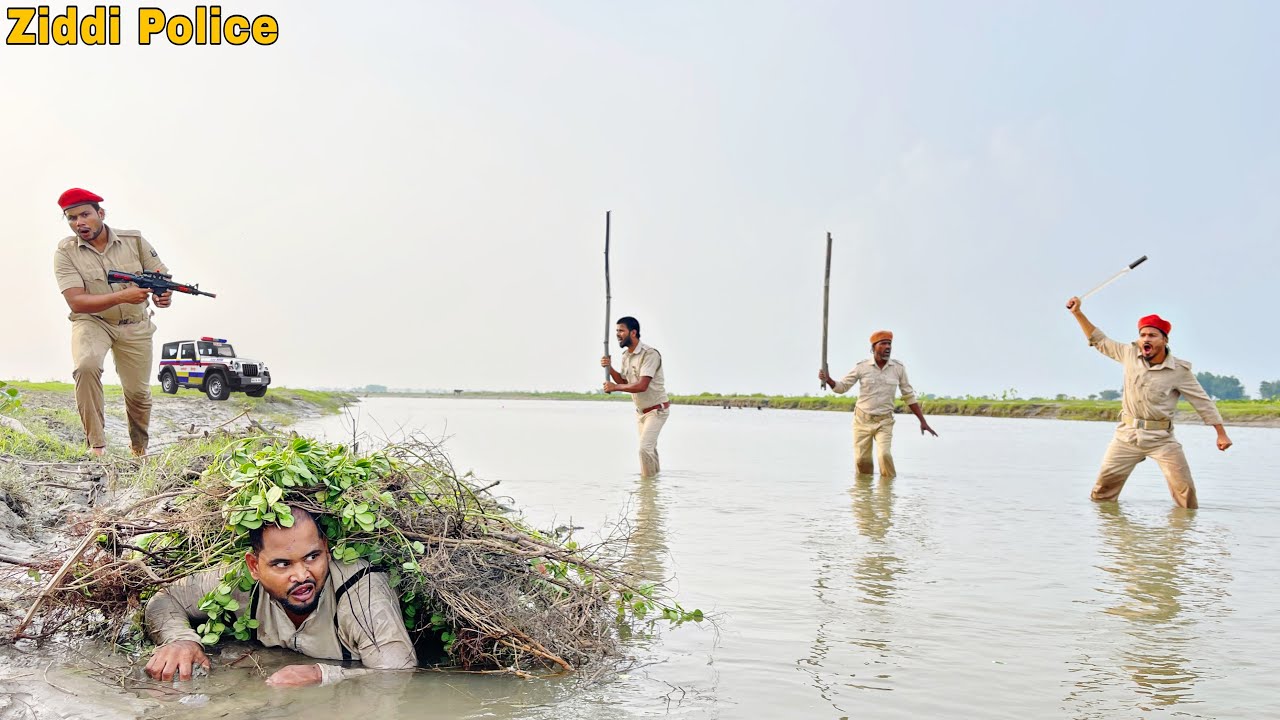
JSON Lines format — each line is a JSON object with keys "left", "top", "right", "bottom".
{"left": 157, "top": 337, "right": 272, "bottom": 401}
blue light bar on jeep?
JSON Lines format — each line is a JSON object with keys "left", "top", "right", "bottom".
{"left": 199, "top": 337, "right": 227, "bottom": 343}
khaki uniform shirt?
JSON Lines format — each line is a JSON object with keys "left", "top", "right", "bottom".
{"left": 832, "top": 359, "right": 918, "bottom": 416}
{"left": 621, "top": 341, "right": 668, "bottom": 411}
{"left": 145, "top": 559, "right": 416, "bottom": 685}
{"left": 1088, "top": 328, "right": 1223, "bottom": 426}
{"left": 53, "top": 227, "right": 167, "bottom": 324}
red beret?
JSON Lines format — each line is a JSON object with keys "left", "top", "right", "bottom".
{"left": 870, "top": 330, "right": 893, "bottom": 346}
{"left": 58, "top": 188, "right": 104, "bottom": 210}
{"left": 1137, "top": 314, "right": 1171, "bottom": 336}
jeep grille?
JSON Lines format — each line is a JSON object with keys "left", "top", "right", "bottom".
{"left": 242, "top": 364, "right": 259, "bottom": 377}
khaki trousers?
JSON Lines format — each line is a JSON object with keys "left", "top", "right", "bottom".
{"left": 1091, "top": 429, "right": 1197, "bottom": 509}
{"left": 635, "top": 407, "right": 669, "bottom": 477}
{"left": 853, "top": 408, "right": 896, "bottom": 477}
{"left": 71, "top": 317, "right": 156, "bottom": 453}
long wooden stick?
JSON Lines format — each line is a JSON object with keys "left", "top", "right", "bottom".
{"left": 13, "top": 527, "right": 100, "bottom": 639}
{"left": 603, "top": 211, "right": 612, "bottom": 381}
{"left": 821, "top": 232, "right": 832, "bottom": 390}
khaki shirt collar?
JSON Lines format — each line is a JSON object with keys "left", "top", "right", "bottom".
{"left": 1140, "top": 349, "right": 1176, "bottom": 371}
{"left": 627, "top": 341, "right": 649, "bottom": 356}
{"left": 76, "top": 226, "right": 123, "bottom": 254}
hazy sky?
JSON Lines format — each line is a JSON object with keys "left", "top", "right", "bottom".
{"left": 4, "top": 1, "right": 1277, "bottom": 398}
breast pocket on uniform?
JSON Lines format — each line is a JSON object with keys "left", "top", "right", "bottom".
{"left": 82, "top": 267, "right": 111, "bottom": 293}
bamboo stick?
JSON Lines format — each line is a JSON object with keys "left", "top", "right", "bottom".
{"left": 821, "top": 232, "right": 832, "bottom": 390}
{"left": 603, "top": 211, "right": 612, "bottom": 381}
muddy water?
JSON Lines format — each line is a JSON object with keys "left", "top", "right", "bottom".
{"left": 5, "top": 399, "right": 1278, "bottom": 718}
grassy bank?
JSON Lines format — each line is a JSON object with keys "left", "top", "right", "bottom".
{"left": 3, "top": 380, "right": 354, "bottom": 414}
{"left": 358, "top": 390, "right": 1280, "bottom": 426}
{"left": 0, "top": 381, "right": 356, "bottom": 461}
{"left": 672, "top": 393, "right": 1280, "bottom": 425}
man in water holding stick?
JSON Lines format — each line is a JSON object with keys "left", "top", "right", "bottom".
{"left": 1065, "top": 297, "right": 1232, "bottom": 508}
{"left": 819, "top": 331, "right": 937, "bottom": 477}
{"left": 602, "top": 317, "right": 669, "bottom": 476}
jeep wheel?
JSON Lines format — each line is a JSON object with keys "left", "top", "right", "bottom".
{"left": 160, "top": 370, "right": 178, "bottom": 395}
{"left": 245, "top": 387, "right": 267, "bottom": 398}
{"left": 204, "top": 373, "right": 231, "bottom": 401}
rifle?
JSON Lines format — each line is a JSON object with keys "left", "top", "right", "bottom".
{"left": 107, "top": 270, "right": 217, "bottom": 298}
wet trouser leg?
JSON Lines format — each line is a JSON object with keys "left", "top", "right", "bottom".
{"left": 875, "top": 419, "right": 896, "bottom": 478}
{"left": 852, "top": 415, "right": 876, "bottom": 475}
{"left": 1092, "top": 432, "right": 1198, "bottom": 509}
{"left": 71, "top": 319, "right": 114, "bottom": 449}
{"left": 1148, "top": 439, "right": 1198, "bottom": 509}
{"left": 636, "top": 407, "right": 669, "bottom": 477}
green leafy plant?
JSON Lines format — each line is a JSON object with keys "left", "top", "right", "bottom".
{"left": 0, "top": 381, "right": 21, "bottom": 414}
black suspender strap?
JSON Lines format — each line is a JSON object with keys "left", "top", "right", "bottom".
{"left": 250, "top": 582, "right": 261, "bottom": 623}
{"left": 332, "top": 567, "right": 371, "bottom": 662}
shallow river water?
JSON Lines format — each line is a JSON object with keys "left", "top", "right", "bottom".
{"left": 4, "top": 398, "right": 1277, "bottom": 719}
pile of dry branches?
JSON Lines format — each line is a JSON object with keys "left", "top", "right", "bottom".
{"left": 1, "top": 431, "right": 674, "bottom": 673}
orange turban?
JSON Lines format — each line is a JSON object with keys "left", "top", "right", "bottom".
{"left": 870, "top": 330, "right": 893, "bottom": 346}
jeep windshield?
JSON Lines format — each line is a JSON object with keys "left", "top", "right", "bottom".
{"left": 197, "top": 342, "right": 236, "bottom": 358}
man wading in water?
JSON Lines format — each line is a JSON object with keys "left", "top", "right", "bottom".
{"left": 144, "top": 506, "right": 416, "bottom": 686}
{"left": 1066, "top": 297, "right": 1232, "bottom": 508}
{"left": 601, "top": 316, "right": 670, "bottom": 476}
{"left": 819, "top": 330, "right": 937, "bottom": 477}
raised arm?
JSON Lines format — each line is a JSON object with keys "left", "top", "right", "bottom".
{"left": 1066, "top": 296, "right": 1098, "bottom": 338}
{"left": 1066, "top": 296, "right": 1128, "bottom": 362}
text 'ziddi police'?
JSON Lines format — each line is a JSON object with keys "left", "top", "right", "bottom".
{"left": 6, "top": 6, "right": 279, "bottom": 45}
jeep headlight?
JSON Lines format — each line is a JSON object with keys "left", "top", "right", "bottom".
{"left": 259, "top": 363, "right": 269, "bottom": 373}
{"left": 229, "top": 360, "right": 241, "bottom": 371}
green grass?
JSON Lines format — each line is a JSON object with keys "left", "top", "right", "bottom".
{"left": 235, "top": 387, "right": 356, "bottom": 414}
{"left": 672, "top": 394, "right": 1280, "bottom": 423}
{"left": 122, "top": 433, "right": 233, "bottom": 493}
{"left": 0, "top": 417, "right": 91, "bottom": 462}
{"left": 4, "top": 380, "right": 353, "bottom": 413}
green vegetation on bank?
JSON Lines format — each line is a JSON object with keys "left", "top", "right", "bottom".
{"left": 0, "top": 382, "right": 356, "bottom": 461}
{"left": 671, "top": 394, "right": 1280, "bottom": 424}
{"left": 1, "top": 381, "right": 354, "bottom": 414}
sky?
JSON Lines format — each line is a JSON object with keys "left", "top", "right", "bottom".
{"left": 3, "top": 1, "right": 1277, "bottom": 399}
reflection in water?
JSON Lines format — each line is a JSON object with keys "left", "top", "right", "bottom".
{"left": 624, "top": 475, "right": 667, "bottom": 585}
{"left": 850, "top": 474, "right": 903, "bottom": 609}
{"left": 1066, "top": 504, "right": 1231, "bottom": 717}
{"left": 798, "top": 474, "right": 906, "bottom": 712}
